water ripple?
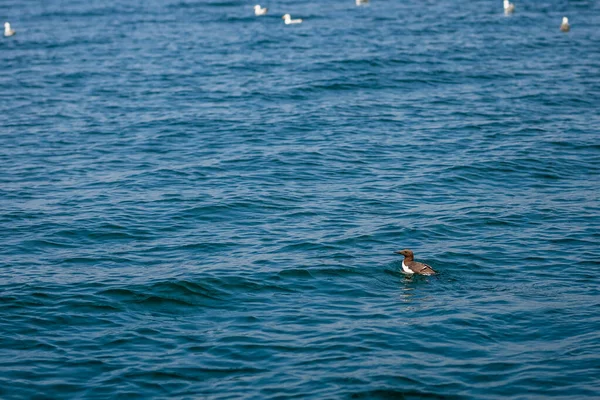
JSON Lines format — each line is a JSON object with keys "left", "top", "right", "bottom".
{"left": 2, "top": 0, "right": 600, "bottom": 398}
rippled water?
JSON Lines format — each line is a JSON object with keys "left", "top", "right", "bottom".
{"left": 2, "top": 0, "right": 600, "bottom": 398}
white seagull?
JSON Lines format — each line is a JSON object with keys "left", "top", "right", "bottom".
{"left": 560, "top": 16, "right": 570, "bottom": 32}
{"left": 503, "top": 0, "right": 515, "bottom": 14}
{"left": 4, "top": 22, "right": 16, "bottom": 37}
{"left": 254, "top": 5, "right": 268, "bottom": 16}
{"left": 282, "top": 14, "right": 303, "bottom": 24}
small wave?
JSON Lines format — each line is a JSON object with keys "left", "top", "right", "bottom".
{"left": 98, "top": 279, "right": 228, "bottom": 311}
{"left": 277, "top": 268, "right": 314, "bottom": 279}
{"left": 350, "top": 389, "right": 458, "bottom": 400}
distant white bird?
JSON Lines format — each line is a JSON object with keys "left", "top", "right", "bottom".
{"left": 4, "top": 22, "right": 16, "bottom": 37}
{"left": 356, "top": 0, "right": 369, "bottom": 5}
{"left": 282, "top": 14, "right": 303, "bottom": 24}
{"left": 560, "top": 16, "right": 570, "bottom": 32}
{"left": 254, "top": 5, "right": 268, "bottom": 16}
{"left": 503, "top": 0, "right": 515, "bottom": 14}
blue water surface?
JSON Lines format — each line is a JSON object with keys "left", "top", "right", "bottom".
{"left": 1, "top": 0, "right": 600, "bottom": 398}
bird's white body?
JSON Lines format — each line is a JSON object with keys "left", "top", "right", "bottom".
{"left": 504, "top": 0, "right": 515, "bottom": 14}
{"left": 254, "top": 5, "right": 268, "bottom": 16}
{"left": 560, "top": 17, "right": 570, "bottom": 32}
{"left": 282, "top": 14, "right": 302, "bottom": 24}
{"left": 4, "top": 22, "right": 15, "bottom": 37}
{"left": 401, "top": 261, "right": 414, "bottom": 275}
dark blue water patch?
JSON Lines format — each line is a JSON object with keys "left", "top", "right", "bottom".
{"left": 2, "top": 0, "right": 600, "bottom": 398}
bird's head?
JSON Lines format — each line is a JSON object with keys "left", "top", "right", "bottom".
{"left": 395, "top": 249, "right": 414, "bottom": 258}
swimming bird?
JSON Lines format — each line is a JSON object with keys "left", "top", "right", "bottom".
{"left": 282, "top": 14, "right": 303, "bottom": 24}
{"left": 356, "top": 0, "right": 369, "bottom": 5}
{"left": 560, "top": 16, "right": 570, "bottom": 32}
{"left": 503, "top": 0, "right": 515, "bottom": 14}
{"left": 4, "top": 22, "right": 15, "bottom": 37}
{"left": 395, "top": 249, "right": 437, "bottom": 276}
{"left": 254, "top": 5, "right": 268, "bottom": 16}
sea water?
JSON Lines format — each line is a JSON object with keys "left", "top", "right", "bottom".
{"left": 1, "top": 0, "right": 599, "bottom": 398}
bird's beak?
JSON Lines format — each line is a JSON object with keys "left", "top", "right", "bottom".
{"left": 394, "top": 250, "right": 403, "bottom": 255}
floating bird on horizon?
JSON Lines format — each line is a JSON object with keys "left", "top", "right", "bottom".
{"left": 254, "top": 5, "right": 268, "bottom": 16}
{"left": 4, "top": 22, "right": 15, "bottom": 37}
{"left": 282, "top": 14, "right": 303, "bottom": 24}
{"left": 503, "top": 0, "right": 515, "bottom": 14}
{"left": 356, "top": 0, "right": 369, "bottom": 6}
{"left": 560, "top": 16, "right": 570, "bottom": 32}
{"left": 395, "top": 249, "right": 437, "bottom": 276}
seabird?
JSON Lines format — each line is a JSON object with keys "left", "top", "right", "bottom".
{"left": 282, "top": 14, "right": 303, "bottom": 24}
{"left": 356, "top": 0, "right": 369, "bottom": 5}
{"left": 503, "top": 0, "right": 515, "bottom": 14}
{"left": 395, "top": 249, "right": 437, "bottom": 276}
{"left": 4, "top": 22, "right": 15, "bottom": 37}
{"left": 560, "top": 16, "right": 570, "bottom": 32}
{"left": 254, "top": 5, "right": 268, "bottom": 16}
